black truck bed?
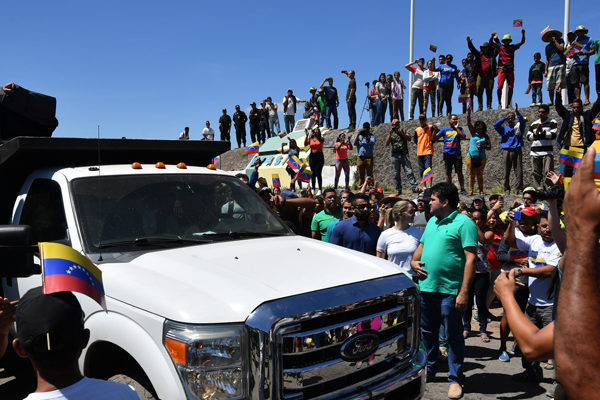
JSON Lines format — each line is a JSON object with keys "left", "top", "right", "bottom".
{"left": 0, "top": 136, "right": 230, "bottom": 224}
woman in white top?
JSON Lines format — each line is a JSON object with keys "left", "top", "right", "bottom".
{"left": 376, "top": 200, "right": 423, "bottom": 277}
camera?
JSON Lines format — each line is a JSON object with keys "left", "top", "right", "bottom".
{"left": 513, "top": 210, "right": 522, "bottom": 221}
{"left": 365, "top": 82, "right": 370, "bottom": 87}
{"left": 341, "top": 70, "right": 348, "bottom": 74}
{"left": 534, "top": 185, "right": 564, "bottom": 200}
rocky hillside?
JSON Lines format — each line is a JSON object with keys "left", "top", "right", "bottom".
{"left": 218, "top": 104, "right": 595, "bottom": 194}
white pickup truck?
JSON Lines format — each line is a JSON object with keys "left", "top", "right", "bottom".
{"left": 0, "top": 137, "right": 425, "bottom": 400}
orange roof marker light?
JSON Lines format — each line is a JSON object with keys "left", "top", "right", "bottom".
{"left": 132, "top": 162, "right": 142, "bottom": 169}
{"left": 207, "top": 164, "right": 217, "bottom": 170}
{"left": 177, "top": 162, "right": 187, "bottom": 169}
{"left": 155, "top": 162, "right": 166, "bottom": 169}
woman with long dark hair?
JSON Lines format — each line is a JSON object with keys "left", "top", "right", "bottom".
{"left": 374, "top": 73, "right": 388, "bottom": 125}
{"left": 334, "top": 132, "right": 353, "bottom": 190}
{"left": 466, "top": 107, "right": 492, "bottom": 195}
{"left": 304, "top": 126, "right": 324, "bottom": 193}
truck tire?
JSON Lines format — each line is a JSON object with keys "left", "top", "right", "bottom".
{"left": 109, "top": 373, "right": 158, "bottom": 400}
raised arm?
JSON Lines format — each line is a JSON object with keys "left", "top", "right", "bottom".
{"left": 515, "top": 29, "right": 526, "bottom": 48}
{"left": 467, "top": 107, "right": 475, "bottom": 135}
{"left": 495, "top": 270, "right": 554, "bottom": 361}
{"left": 556, "top": 147, "right": 600, "bottom": 399}
{"left": 304, "top": 129, "right": 311, "bottom": 146}
{"left": 488, "top": 32, "right": 500, "bottom": 51}
{"left": 405, "top": 61, "right": 416, "bottom": 73}
{"left": 467, "top": 36, "right": 480, "bottom": 57}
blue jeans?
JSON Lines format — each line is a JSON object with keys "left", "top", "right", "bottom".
{"left": 325, "top": 103, "right": 338, "bottom": 129}
{"left": 391, "top": 153, "right": 418, "bottom": 191}
{"left": 417, "top": 154, "right": 433, "bottom": 177}
{"left": 463, "top": 272, "right": 490, "bottom": 333}
{"left": 531, "top": 83, "right": 543, "bottom": 104}
{"left": 269, "top": 116, "right": 280, "bottom": 134}
{"left": 420, "top": 292, "right": 465, "bottom": 384}
{"left": 375, "top": 98, "right": 387, "bottom": 125}
{"left": 369, "top": 106, "right": 376, "bottom": 126}
{"left": 284, "top": 115, "right": 295, "bottom": 133}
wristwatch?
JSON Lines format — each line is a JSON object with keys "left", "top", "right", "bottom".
{"left": 516, "top": 268, "right": 523, "bottom": 277}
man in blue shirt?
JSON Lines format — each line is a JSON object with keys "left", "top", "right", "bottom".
{"left": 543, "top": 29, "right": 566, "bottom": 105}
{"left": 569, "top": 25, "right": 595, "bottom": 105}
{"left": 329, "top": 193, "right": 381, "bottom": 255}
{"left": 438, "top": 114, "right": 467, "bottom": 194}
{"left": 354, "top": 122, "right": 376, "bottom": 187}
{"left": 437, "top": 54, "right": 460, "bottom": 117}
{"left": 494, "top": 103, "right": 526, "bottom": 194}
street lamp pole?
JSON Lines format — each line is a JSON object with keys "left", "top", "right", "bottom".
{"left": 408, "top": 0, "right": 415, "bottom": 110}
{"left": 563, "top": 0, "right": 570, "bottom": 100}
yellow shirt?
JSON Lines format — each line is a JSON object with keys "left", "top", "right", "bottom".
{"left": 569, "top": 117, "right": 584, "bottom": 147}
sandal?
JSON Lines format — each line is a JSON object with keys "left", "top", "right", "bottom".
{"left": 543, "top": 360, "right": 554, "bottom": 370}
{"left": 480, "top": 333, "right": 490, "bottom": 342}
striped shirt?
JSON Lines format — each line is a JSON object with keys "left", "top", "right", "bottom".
{"left": 498, "top": 44, "right": 516, "bottom": 68}
{"left": 526, "top": 118, "right": 558, "bottom": 156}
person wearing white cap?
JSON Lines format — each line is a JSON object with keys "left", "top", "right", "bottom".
{"left": 571, "top": 25, "right": 595, "bottom": 105}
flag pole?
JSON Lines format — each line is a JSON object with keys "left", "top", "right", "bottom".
{"left": 563, "top": 0, "right": 570, "bottom": 100}
{"left": 408, "top": 0, "right": 415, "bottom": 110}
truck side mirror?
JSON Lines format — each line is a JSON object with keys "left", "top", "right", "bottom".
{"left": 0, "top": 225, "right": 41, "bottom": 277}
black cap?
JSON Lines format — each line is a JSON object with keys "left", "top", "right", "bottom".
{"left": 15, "top": 287, "right": 84, "bottom": 353}
{"left": 421, "top": 188, "right": 432, "bottom": 202}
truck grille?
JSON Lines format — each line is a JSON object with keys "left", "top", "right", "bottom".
{"left": 245, "top": 275, "right": 420, "bottom": 399}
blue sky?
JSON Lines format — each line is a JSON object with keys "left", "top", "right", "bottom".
{"left": 3, "top": 0, "right": 597, "bottom": 142}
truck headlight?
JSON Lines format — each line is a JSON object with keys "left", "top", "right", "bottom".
{"left": 163, "top": 321, "right": 244, "bottom": 400}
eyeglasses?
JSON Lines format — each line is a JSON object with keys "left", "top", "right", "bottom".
{"left": 325, "top": 195, "right": 337, "bottom": 200}
{"left": 355, "top": 203, "right": 371, "bottom": 209}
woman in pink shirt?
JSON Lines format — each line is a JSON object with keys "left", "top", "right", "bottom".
{"left": 333, "top": 132, "right": 353, "bottom": 190}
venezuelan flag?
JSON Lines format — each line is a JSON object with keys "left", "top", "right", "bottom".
{"left": 595, "top": 154, "right": 600, "bottom": 180}
{"left": 272, "top": 173, "right": 281, "bottom": 188}
{"left": 559, "top": 147, "right": 584, "bottom": 169}
{"left": 509, "top": 248, "right": 528, "bottom": 261}
{"left": 571, "top": 41, "right": 583, "bottom": 51}
{"left": 564, "top": 46, "right": 576, "bottom": 58}
{"left": 277, "top": 131, "right": 287, "bottom": 139}
{"left": 287, "top": 154, "right": 304, "bottom": 172}
{"left": 422, "top": 167, "right": 434, "bottom": 183}
{"left": 458, "top": 94, "right": 470, "bottom": 103}
{"left": 593, "top": 118, "right": 600, "bottom": 131}
{"left": 513, "top": 19, "right": 523, "bottom": 27}
{"left": 245, "top": 142, "right": 260, "bottom": 154}
{"left": 540, "top": 26, "right": 550, "bottom": 36}
{"left": 429, "top": 44, "right": 437, "bottom": 53}
{"left": 297, "top": 168, "right": 312, "bottom": 183}
{"left": 40, "top": 242, "right": 105, "bottom": 308}
{"left": 212, "top": 155, "right": 220, "bottom": 164}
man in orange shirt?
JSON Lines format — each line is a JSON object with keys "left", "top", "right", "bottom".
{"left": 414, "top": 114, "right": 439, "bottom": 188}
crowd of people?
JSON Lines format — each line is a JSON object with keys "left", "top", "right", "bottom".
{"left": 177, "top": 26, "right": 599, "bottom": 152}
{"left": 239, "top": 138, "right": 600, "bottom": 398}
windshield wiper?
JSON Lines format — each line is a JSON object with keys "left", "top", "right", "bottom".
{"left": 198, "top": 231, "right": 286, "bottom": 240}
{"left": 98, "top": 236, "right": 213, "bottom": 249}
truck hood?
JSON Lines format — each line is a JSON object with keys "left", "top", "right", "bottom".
{"left": 101, "top": 236, "right": 403, "bottom": 323}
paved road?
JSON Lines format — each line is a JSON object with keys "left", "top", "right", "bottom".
{"left": 423, "top": 306, "right": 554, "bottom": 400}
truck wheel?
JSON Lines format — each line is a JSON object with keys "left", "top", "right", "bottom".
{"left": 109, "top": 373, "right": 158, "bottom": 400}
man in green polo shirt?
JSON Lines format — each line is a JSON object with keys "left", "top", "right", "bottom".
{"left": 410, "top": 182, "right": 478, "bottom": 399}
{"left": 311, "top": 188, "right": 343, "bottom": 240}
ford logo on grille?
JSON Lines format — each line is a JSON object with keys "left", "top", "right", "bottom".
{"left": 340, "top": 331, "right": 380, "bottom": 361}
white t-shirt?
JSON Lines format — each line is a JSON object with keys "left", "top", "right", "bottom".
{"left": 282, "top": 96, "right": 298, "bottom": 116}
{"left": 23, "top": 377, "right": 141, "bottom": 400}
{"left": 266, "top": 103, "right": 277, "bottom": 118}
{"left": 202, "top": 127, "right": 215, "bottom": 140}
{"left": 391, "top": 79, "right": 405, "bottom": 100}
{"left": 376, "top": 226, "right": 423, "bottom": 274}
{"left": 178, "top": 131, "right": 189, "bottom": 140}
{"left": 410, "top": 67, "right": 425, "bottom": 89}
{"left": 515, "top": 229, "right": 562, "bottom": 307}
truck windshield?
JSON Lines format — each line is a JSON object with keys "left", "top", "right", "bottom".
{"left": 71, "top": 173, "right": 291, "bottom": 254}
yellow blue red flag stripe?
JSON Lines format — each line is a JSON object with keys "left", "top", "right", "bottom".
{"left": 245, "top": 142, "right": 260, "bottom": 154}
{"left": 40, "top": 242, "right": 105, "bottom": 308}
{"left": 272, "top": 173, "right": 281, "bottom": 188}
{"left": 429, "top": 44, "right": 437, "bottom": 53}
{"left": 513, "top": 19, "right": 523, "bottom": 27}
{"left": 422, "top": 167, "right": 434, "bottom": 183}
